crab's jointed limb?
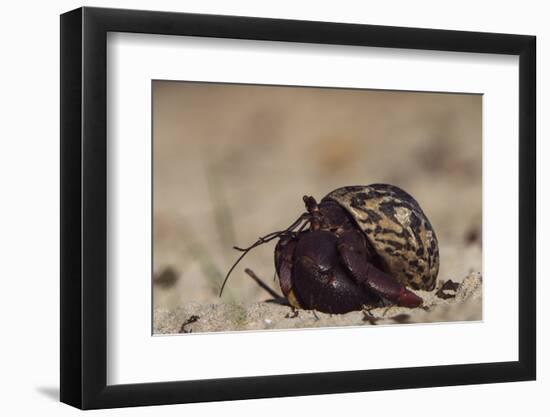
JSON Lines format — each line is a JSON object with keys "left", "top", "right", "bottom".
{"left": 337, "top": 229, "right": 423, "bottom": 308}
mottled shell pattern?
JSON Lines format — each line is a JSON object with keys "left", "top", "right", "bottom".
{"left": 324, "top": 184, "right": 439, "bottom": 291}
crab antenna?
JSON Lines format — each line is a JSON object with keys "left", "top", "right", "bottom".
{"left": 232, "top": 230, "right": 286, "bottom": 252}
{"left": 233, "top": 213, "right": 309, "bottom": 252}
{"left": 218, "top": 213, "right": 310, "bottom": 297}
{"left": 219, "top": 232, "right": 286, "bottom": 297}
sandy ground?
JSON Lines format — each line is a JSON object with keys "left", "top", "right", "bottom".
{"left": 152, "top": 82, "right": 482, "bottom": 334}
{"left": 154, "top": 273, "right": 482, "bottom": 334}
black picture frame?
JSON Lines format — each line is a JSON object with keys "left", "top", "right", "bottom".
{"left": 60, "top": 6, "right": 536, "bottom": 410}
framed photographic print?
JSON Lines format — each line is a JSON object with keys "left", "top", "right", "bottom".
{"left": 60, "top": 6, "right": 536, "bottom": 409}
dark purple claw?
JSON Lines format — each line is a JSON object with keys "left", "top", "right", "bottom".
{"left": 288, "top": 230, "right": 377, "bottom": 313}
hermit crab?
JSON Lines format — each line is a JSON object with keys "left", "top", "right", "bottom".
{"left": 220, "top": 184, "right": 439, "bottom": 314}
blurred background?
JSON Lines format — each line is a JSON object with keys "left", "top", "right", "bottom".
{"left": 152, "top": 81, "right": 481, "bottom": 310}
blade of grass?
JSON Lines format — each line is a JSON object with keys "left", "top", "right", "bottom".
{"left": 205, "top": 163, "right": 237, "bottom": 255}
{"left": 178, "top": 216, "right": 236, "bottom": 301}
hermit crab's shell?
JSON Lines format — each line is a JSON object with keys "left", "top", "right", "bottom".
{"left": 323, "top": 184, "right": 439, "bottom": 291}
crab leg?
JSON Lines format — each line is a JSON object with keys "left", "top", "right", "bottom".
{"left": 337, "top": 229, "right": 423, "bottom": 308}
{"left": 274, "top": 234, "right": 302, "bottom": 309}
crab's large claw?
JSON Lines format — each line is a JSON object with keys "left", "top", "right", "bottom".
{"left": 291, "top": 231, "right": 378, "bottom": 314}
{"left": 337, "top": 230, "right": 423, "bottom": 308}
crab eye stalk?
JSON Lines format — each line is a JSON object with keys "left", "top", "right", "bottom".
{"left": 303, "top": 196, "right": 323, "bottom": 230}
{"left": 303, "top": 195, "right": 319, "bottom": 213}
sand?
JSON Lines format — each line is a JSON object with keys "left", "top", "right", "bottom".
{"left": 153, "top": 272, "right": 481, "bottom": 334}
